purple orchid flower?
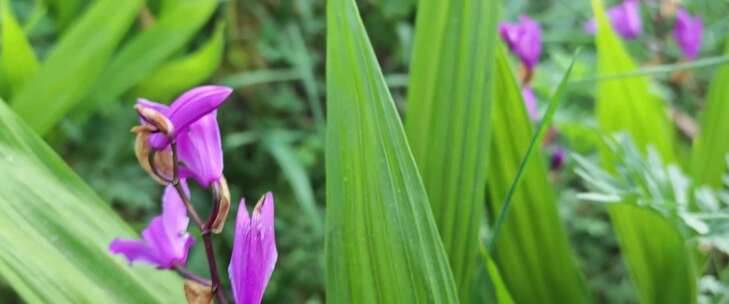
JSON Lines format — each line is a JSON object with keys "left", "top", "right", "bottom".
{"left": 585, "top": 0, "right": 642, "bottom": 39}
{"left": 137, "top": 86, "right": 230, "bottom": 188}
{"left": 109, "top": 182, "right": 195, "bottom": 269}
{"left": 499, "top": 16, "right": 542, "bottom": 70}
{"left": 521, "top": 85, "right": 539, "bottom": 121}
{"left": 673, "top": 8, "right": 703, "bottom": 60}
{"left": 140, "top": 86, "right": 232, "bottom": 150}
{"left": 228, "top": 193, "right": 278, "bottom": 304}
{"left": 550, "top": 147, "right": 566, "bottom": 170}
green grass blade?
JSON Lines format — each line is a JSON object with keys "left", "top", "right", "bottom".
{"left": 486, "top": 46, "right": 590, "bottom": 303}
{"left": 0, "top": 100, "right": 184, "bottom": 303}
{"left": 134, "top": 21, "right": 226, "bottom": 102}
{"left": 79, "top": 0, "right": 217, "bottom": 113}
{"left": 10, "top": 0, "right": 144, "bottom": 135}
{"left": 691, "top": 42, "right": 729, "bottom": 189}
{"left": 1, "top": 0, "right": 40, "bottom": 96}
{"left": 592, "top": 0, "right": 696, "bottom": 303}
{"left": 325, "top": 0, "right": 458, "bottom": 302}
{"left": 404, "top": 0, "right": 499, "bottom": 298}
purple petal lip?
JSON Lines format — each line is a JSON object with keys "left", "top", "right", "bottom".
{"left": 499, "top": 15, "right": 542, "bottom": 69}
{"left": 145, "top": 86, "right": 232, "bottom": 150}
{"left": 673, "top": 8, "right": 703, "bottom": 60}
{"left": 228, "top": 193, "right": 278, "bottom": 304}
{"left": 109, "top": 182, "right": 195, "bottom": 269}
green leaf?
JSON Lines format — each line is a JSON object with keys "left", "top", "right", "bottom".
{"left": 134, "top": 21, "right": 225, "bottom": 102}
{"left": 325, "top": 0, "right": 458, "bottom": 302}
{"left": 486, "top": 46, "right": 590, "bottom": 303}
{"left": 0, "top": 100, "right": 184, "bottom": 303}
{"left": 46, "top": 0, "right": 83, "bottom": 31}
{"left": 692, "top": 42, "right": 729, "bottom": 189}
{"left": 592, "top": 0, "right": 673, "bottom": 161}
{"left": 10, "top": 0, "right": 144, "bottom": 135}
{"left": 592, "top": 0, "right": 696, "bottom": 303}
{"left": 1, "top": 0, "right": 40, "bottom": 96}
{"left": 404, "top": 0, "right": 499, "bottom": 299}
{"left": 78, "top": 0, "right": 218, "bottom": 114}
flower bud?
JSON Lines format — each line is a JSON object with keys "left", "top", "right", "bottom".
{"left": 133, "top": 127, "right": 174, "bottom": 184}
{"left": 209, "top": 177, "right": 231, "bottom": 234}
{"left": 135, "top": 104, "right": 174, "bottom": 138}
{"left": 183, "top": 280, "right": 213, "bottom": 304}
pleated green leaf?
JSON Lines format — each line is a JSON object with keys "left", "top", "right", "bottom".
{"left": 1, "top": 0, "right": 40, "bottom": 96}
{"left": 79, "top": 0, "right": 217, "bottom": 114}
{"left": 404, "top": 0, "right": 499, "bottom": 299}
{"left": 325, "top": 0, "right": 458, "bottom": 302}
{"left": 135, "top": 22, "right": 225, "bottom": 102}
{"left": 692, "top": 41, "right": 729, "bottom": 189}
{"left": 10, "top": 0, "right": 144, "bottom": 135}
{"left": 487, "top": 46, "right": 590, "bottom": 303}
{"left": 592, "top": 1, "right": 696, "bottom": 303}
{"left": 0, "top": 100, "right": 184, "bottom": 303}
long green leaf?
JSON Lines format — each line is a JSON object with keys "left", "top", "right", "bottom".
{"left": 0, "top": 100, "right": 184, "bottom": 303}
{"left": 78, "top": 0, "right": 217, "bottom": 114}
{"left": 325, "top": 0, "right": 458, "bottom": 302}
{"left": 134, "top": 22, "right": 226, "bottom": 102}
{"left": 404, "top": 0, "right": 499, "bottom": 299}
{"left": 592, "top": 0, "right": 696, "bottom": 303}
{"left": 486, "top": 46, "right": 590, "bottom": 303}
{"left": 10, "top": 0, "right": 144, "bottom": 135}
{"left": 691, "top": 41, "right": 729, "bottom": 189}
{"left": 1, "top": 0, "right": 40, "bottom": 96}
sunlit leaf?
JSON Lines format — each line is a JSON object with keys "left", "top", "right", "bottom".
{"left": 404, "top": 0, "right": 499, "bottom": 299}
{"left": 592, "top": 0, "right": 696, "bottom": 303}
{"left": 1, "top": 0, "right": 40, "bottom": 96}
{"left": 0, "top": 100, "right": 184, "bottom": 303}
{"left": 325, "top": 0, "right": 458, "bottom": 302}
{"left": 134, "top": 22, "right": 226, "bottom": 102}
{"left": 692, "top": 42, "right": 729, "bottom": 189}
{"left": 10, "top": 0, "right": 144, "bottom": 135}
{"left": 78, "top": 0, "right": 218, "bottom": 114}
{"left": 486, "top": 46, "right": 590, "bottom": 303}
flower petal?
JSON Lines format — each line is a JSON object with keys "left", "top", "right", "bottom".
{"left": 228, "top": 193, "right": 278, "bottom": 304}
{"left": 148, "top": 86, "right": 232, "bottom": 149}
{"left": 499, "top": 16, "right": 541, "bottom": 69}
{"left": 109, "top": 239, "right": 163, "bottom": 267}
{"left": 673, "top": 8, "right": 703, "bottom": 60}
{"left": 177, "top": 111, "right": 223, "bottom": 187}
{"left": 521, "top": 86, "right": 539, "bottom": 121}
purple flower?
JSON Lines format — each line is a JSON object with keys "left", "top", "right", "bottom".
{"left": 228, "top": 193, "right": 278, "bottom": 304}
{"left": 109, "top": 182, "right": 195, "bottom": 269}
{"left": 521, "top": 86, "right": 539, "bottom": 121}
{"left": 140, "top": 86, "right": 232, "bottom": 150}
{"left": 137, "top": 86, "right": 229, "bottom": 187}
{"left": 500, "top": 16, "right": 542, "bottom": 70}
{"left": 673, "top": 8, "right": 703, "bottom": 60}
{"left": 550, "top": 147, "right": 566, "bottom": 170}
{"left": 585, "top": 0, "right": 642, "bottom": 39}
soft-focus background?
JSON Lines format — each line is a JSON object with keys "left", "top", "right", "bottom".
{"left": 1, "top": 0, "right": 728, "bottom": 303}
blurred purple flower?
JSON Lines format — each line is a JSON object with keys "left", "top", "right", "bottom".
{"left": 140, "top": 86, "right": 232, "bottom": 150}
{"left": 110, "top": 182, "right": 195, "bottom": 269}
{"left": 550, "top": 147, "right": 566, "bottom": 170}
{"left": 228, "top": 193, "right": 278, "bottom": 304}
{"left": 673, "top": 8, "right": 703, "bottom": 60}
{"left": 585, "top": 0, "right": 642, "bottom": 39}
{"left": 521, "top": 86, "right": 539, "bottom": 121}
{"left": 137, "top": 87, "right": 228, "bottom": 187}
{"left": 500, "top": 16, "right": 542, "bottom": 70}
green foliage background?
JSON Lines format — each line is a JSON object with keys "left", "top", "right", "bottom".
{"left": 0, "top": 0, "right": 728, "bottom": 303}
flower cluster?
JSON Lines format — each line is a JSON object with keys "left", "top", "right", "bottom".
{"left": 499, "top": 16, "right": 565, "bottom": 171}
{"left": 110, "top": 86, "right": 277, "bottom": 304}
{"left": 585, "top": 0, "right": 703, "bottom": 60}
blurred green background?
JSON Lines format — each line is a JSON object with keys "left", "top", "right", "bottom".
{"left": 1, "top": 0, "right": 728, "bottom": 303}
